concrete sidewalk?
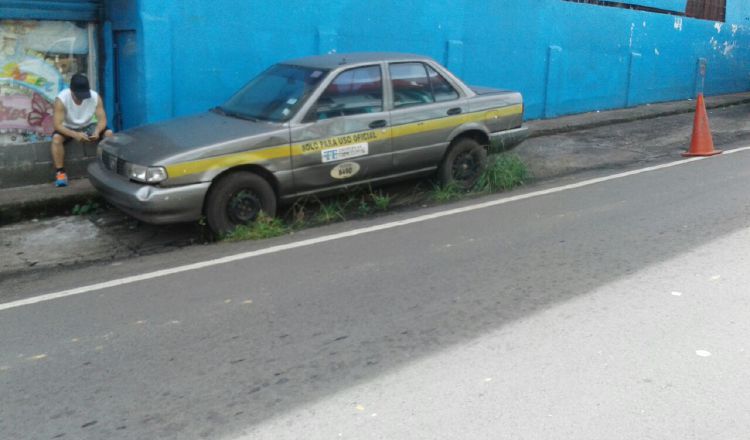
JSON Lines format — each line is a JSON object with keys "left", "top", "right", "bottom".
{"left": 0, "top": 178, "right": 97, "bottom": 225}
{"left": 1, "top": 91, "right": 749, "bottom": 226}
{"left": 525, "top": 91, "right": 750, "bottom": 138}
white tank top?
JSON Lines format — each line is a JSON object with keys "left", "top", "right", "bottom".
{"left": 57, "top": 88, "right": 99, "bottom": 129}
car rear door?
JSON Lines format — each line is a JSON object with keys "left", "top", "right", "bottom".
{"left": 290, "top": 64, "right": 392, "bottom": 194}
{"left": 387, "top": 62, "right": 467, "bottom": 173}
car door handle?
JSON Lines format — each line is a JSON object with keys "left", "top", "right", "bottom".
{"left": 447, "top": 108, "right": 462, "bottom": 116}
{"left": 369, "top": 119, "right": 387, "bottom": 129}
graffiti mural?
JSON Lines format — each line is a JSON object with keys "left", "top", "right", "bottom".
{"left": 0, "top": 84, "right": 54, "bottom": 142}
{"left": 0, "top": 20, "right": 92, "bottom": 146}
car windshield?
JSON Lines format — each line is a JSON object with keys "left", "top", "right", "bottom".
{"left": 219, "top": 64, "right": 328, "bottom": 123}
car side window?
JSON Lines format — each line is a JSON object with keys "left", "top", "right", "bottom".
{"left": 390, "top": 63, "right": 434, "bottom": 109}
{"left": 310, "top": 65, "right": 383, "bottom": 121}
{"left": 426, "top": 65, "right": 459, "bottom": 102}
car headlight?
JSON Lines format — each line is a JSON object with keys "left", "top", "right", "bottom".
{"left": 125, "top": 163, "right": 168, "bottom": 183}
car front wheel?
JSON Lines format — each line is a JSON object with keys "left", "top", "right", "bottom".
{"left": 205, "top": 171, "right": 277, "bottom": 236}
{"left": 438, "top": 137, "right": 488, "bottom": 190}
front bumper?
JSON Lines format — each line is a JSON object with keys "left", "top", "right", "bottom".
{"left": 489, "top": 126, "right": 529, "bottom": 154}
{"left": 88, "top": 162, "right": 210, "bottom": 224}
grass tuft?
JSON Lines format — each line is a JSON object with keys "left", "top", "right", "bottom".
{"left": 430, "top": 182, "right": 463, "bottom": 202}
{"left": 370, "top": 190, "right": 391, "bottom": 211}
{"left": 314, "top": 200, "right": 346, "bottom": 224}
{"left": 223, "top": 213, "right": 288, "bottom": 241}
{"left": 474, "top": 154, "right": 529, "bottom": 192}
{"left": 357, "top": 200, "right": 372, "bottom": 216}
{"left": 72, "top": 200, "right": 101, "bottom": 216}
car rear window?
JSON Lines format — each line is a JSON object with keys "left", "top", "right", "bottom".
{"left": 390, "top": 62, "right": 458, "bottom": 108}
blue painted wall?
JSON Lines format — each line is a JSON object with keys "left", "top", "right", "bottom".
{"left": 108, "top": 0, "right": 750, "bottom": 127}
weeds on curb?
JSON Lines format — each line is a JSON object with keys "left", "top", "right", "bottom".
{"left": 430, "top": 182, "right": 463, "bottom": 202}
{"left": 342, "top": 192, "right": 361, "bottom": 210}
{"left": 314, "top": 200, "right": 346, "bottom": 224}
{"left": 474, "top": 154, "right": 529, "bottom": 192}
{"left": 288, "top": 198, "right": 312, "bottom": 229}
{"left": 223, "top": 213, "right": 288, "bottom": 242}
{"left": 357, "top": 199, "right": 372, "bottom": 216}
{"left": 371, "top": 190, "right": 391, "bottom": 211}
{"left": 220, "top": 153, "right": 528, "bottom": 242}
{"left": 72, "top": 200, "right": 100, "bottom": 216}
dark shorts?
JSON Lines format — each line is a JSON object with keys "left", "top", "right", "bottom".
{"left": 53, "top": 124, "right": 112, "bottom": 143}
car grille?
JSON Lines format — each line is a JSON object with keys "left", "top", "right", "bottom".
{"left": 101, "top": 150, "right": 126, "bottom": 177}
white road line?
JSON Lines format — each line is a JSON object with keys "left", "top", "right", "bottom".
{"left": 2, "top": 146, "right": 750, "bottom": 312}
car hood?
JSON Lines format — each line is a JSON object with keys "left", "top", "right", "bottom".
{"left": 101, "top": 112, "right": 289, "bottom": 165}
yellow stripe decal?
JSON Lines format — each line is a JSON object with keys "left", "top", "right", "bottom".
{"left": 165, "top": 105, "right": 523, "bottom": 178}
{"left": 166, "top": 146, "right": 289, "bottom": 178}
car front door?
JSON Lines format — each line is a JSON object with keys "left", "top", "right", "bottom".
{"left": 290, "top": 64, "right": 392, "bottom": 194}
{"left": 388, "top": 62, "right": 466, "bottom": 173}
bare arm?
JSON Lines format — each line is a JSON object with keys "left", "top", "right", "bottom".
{"left": 53, "top": 99, "right": 89, "bottom": 141}
{"left": 91, "top": 97, "right": 108, "bottom": 140}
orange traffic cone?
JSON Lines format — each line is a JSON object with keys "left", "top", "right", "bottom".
{"left": 682, "top": 93, "right": 721, "bottom": 157}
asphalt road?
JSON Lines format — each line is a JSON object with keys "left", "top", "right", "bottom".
{"left": 2, "top": 148, "right": 750, "bottom": 439}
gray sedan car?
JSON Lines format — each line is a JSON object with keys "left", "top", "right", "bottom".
{"left": 89, "top": 52, "right": 527, "bottom": 234}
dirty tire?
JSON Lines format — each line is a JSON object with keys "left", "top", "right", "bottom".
{"left": 438, "top": 137, "right": 488, "bottom": 190}
{"left": 205, "top": 171, "right": 277, "bottom": 236}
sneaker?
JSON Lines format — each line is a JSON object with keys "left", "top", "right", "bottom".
{"left": 55, "top": 171, "right": 68, "bottom": 187}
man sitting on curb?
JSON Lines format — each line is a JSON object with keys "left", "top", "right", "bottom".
{"left": 51, "top": 73, "right": 113, "bottom": 187}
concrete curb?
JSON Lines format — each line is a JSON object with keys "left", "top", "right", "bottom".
{"left": 526, "top": 93, "right": 750, "bottom": 138}
{"left": 0, "top": 179, "right": 100, "bottom": 226}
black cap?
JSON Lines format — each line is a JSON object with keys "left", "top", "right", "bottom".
{"left": 70, "top": 73, "right": 91, "bottom": 100}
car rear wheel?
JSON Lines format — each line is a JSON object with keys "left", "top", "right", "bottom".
{"left": 438, "top": 137, "right": 488, "bottom": 190}
{"left": 205, "top": 171, "right": 277, "bottom": 236}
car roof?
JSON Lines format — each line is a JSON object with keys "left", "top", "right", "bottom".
{"left": 283, "top": 52, "right": 435, "bottom": 69}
